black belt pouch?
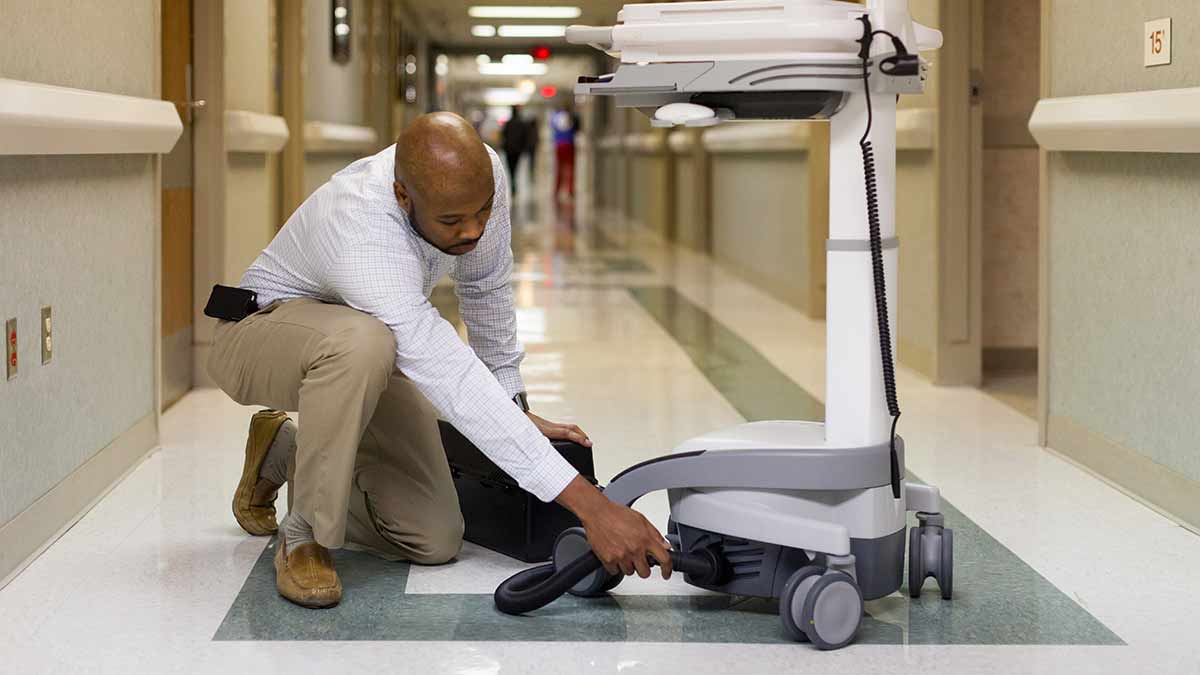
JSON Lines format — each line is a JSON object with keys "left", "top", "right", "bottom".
{"left": 439, "top": 420, "right": 597, "bottom": 562}
{"left": 203, "top": 284, "right": 260, "bottom": 322}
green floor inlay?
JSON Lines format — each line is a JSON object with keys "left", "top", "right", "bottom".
{"left": 629, "top": 286, "right": 825, "bottom": 422}
{"left": 213, "top": 284, "right": 1122, "bottom": 646}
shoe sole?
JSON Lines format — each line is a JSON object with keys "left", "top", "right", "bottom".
{"left": 232, "top": 410, "right": 289, "bottom": 536}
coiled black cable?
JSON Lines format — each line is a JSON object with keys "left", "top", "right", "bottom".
{"left": 857, "top": 16, "right": 903, "bottom": 498}
{"left": 494, "top": 547, "right": 729, "bottom": 615}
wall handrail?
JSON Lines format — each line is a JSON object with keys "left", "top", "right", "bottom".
{"left": 702, "top": 121, "right": 812, "bottom": 153}
{"left": 0, "top": 78, "right": 182, "bottom": 156}
{"left": 1028, "top": 87, "right": 1200, "bottom": 153}
{"left": 668, "top": 129, "right": 698, "bottom": 154}
{"left": 303, "top": 121, "right": 379, "bottom": 154}
{"left": 896, "top": 107, "right": 935, "bottom": 151}
{"left": 597, "top": 135, "right": 624, "bottom": 151}
{"left": 623, "top": 132, "right": 667, "bottom": 154}
{"left": 226, "top": 110, "right": 289, "bottom": 153}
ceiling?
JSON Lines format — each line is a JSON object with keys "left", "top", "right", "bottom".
{"left": 398, "top": 0, "right": 630, "bottom": 49}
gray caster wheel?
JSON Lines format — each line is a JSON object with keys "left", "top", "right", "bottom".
{"left": 554, "top": 527, "right": 620, "bottom": 597}
{"left": 780, "top": 567, "right": 863, "bottom": 649}
{"left": 779, "top": 565, "right": 824, "bottom": 642}
{"left": 908, "top": 513, "right": 954, "bottom": 600}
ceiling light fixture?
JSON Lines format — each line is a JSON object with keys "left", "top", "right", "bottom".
{"left": 496, "top": 24, "right": 566, "bottom": 38}
{"left": 469, "top": 6, "right": 581, "bottom": 19}
{"left": 471, "top": 25, "right": 497, "bottom": 37}
{"left": 478, "top": 62, "right": 549, "bottom": 76}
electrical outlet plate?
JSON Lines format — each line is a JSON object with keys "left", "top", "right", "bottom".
{"left": 5, "top": 317, "right": 16, "bottom": 380}
{"left": 41, "top": 306, "right": 52, "bottom": 364}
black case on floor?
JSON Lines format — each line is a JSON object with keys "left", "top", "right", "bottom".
{"left": 438, "top": 421, "right": 597, "bottom": 563}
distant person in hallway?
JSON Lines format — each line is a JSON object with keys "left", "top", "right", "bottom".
{"left": 208, "top": 112, "right": 672, "bottom": 609}
{"left": 552, "top": 106, "right": 580, "bottom": 200}
{"left": 500, "top": 105, "right": 532, "bottom": 195}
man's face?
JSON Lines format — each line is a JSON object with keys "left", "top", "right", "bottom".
{"left": 394, "top": 177, "right": 494, "bottom": 256}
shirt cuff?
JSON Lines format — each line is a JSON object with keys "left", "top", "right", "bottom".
{"left": 520, "top": 445, "right": 580, "bottom": 503}
{"left": 493, "top": 366, "right": 526, "bottom": 400}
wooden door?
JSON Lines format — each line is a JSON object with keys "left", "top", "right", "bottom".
{"left": 161, "top": 0, "right": 195, "bottom": 409}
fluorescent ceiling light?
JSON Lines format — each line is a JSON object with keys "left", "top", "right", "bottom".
{"left": 497, "top": 24, "right": 566, "bottom": 38}
{"left": 479, "top": 62, "right": 549, "bottom": 76}
{"left": 476, "top": 54, "right": 492, "bottom": 65}
{"left": 501, "top": 54, "right": 534, "bottom": 65}
{"left": 517, "top": 79, "right": 537, "bottom": 95}
{"left": 471, "top": 25, "right": 497, "bottom": 37}
{"left": 469, "top": 6, "right": 581, "bottom": 19}
{"left": 484, "top": 87, "right": 530, "bottom": 106}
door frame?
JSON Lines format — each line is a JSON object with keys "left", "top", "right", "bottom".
{"left": 929, "top": 0, "right": 984, "bottom": 386}
{"left": 190, "top": 0, "right": 227, "bottom": 387}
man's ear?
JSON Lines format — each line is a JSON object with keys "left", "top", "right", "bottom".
{"left": 393, "top": 180, "right": 412, "bottom": 212}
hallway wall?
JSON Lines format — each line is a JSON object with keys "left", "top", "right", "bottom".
{"left": 1044, "top": 0, "right": 1200, "bottom": 527}
{"left": 0, "top": 2, "right": 160, "bottom": 569}
{"left": 304, "top": 0, "right": 373, "bottom": 195}
{"left": 894, "top": 0, "right": 941, "bottom": 378}
{"left": 225, "top": 0, "right": 281, "bottom": 282}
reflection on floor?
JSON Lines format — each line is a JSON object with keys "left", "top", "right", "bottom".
{"left": 3, "top": 194, "right": 1199, "bottom": 673}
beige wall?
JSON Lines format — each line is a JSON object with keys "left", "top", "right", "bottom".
{"left": 981, "top": 0, "right": 1040, "bottom": 352}
{"left": 709, "top": 151, "right": 813, "bottom": 311}
{"left": 895, "top": 0, "right": 941, "bottom": 376}
{"left": 1044, "top": 0, "right": 1200, "bottom": 526}
{"left": 0, "top": 2, "right": 159, "bottom": 552}
{"left": 628, "top": 148, "right": 673, "bottom": 240}
{"left": 672, "top": 132, "right": 710, "bottom": 253}
{"left": 225, "top": 0, "right": 280, "bottom": 282}
{"left": 302, "top": 0, "right": 377, "bottom": 197}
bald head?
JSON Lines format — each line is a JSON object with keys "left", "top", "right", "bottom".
{"left": 395, "top": 112, "right": 492, "bottom": 199}
{"left": 392, "top": 112, "right": 497, "bottom": 256}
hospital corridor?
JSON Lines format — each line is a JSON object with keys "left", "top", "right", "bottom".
{"left": 1, "top": 1, "right": 1199, "bottom": 673}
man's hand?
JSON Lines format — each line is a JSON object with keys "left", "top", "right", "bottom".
{"left": 555, "top": 476, "right": 672, "bottom": 579}
{"left": 526, "top": 411, "right": 592, "bottom": 448}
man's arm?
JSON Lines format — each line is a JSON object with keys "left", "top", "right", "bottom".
{"left": 335, "top": 238, "right": 669, "bottom": 579}
{"left": 331, "top": 239, "right": 574, "bottom": 502}
{"left": 450, "top": 156, "right": 526, "bottom": 398}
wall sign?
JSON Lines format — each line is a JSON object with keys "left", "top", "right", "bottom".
{"left": 1145, "top": 17, "right": 1171, "bottom": 67}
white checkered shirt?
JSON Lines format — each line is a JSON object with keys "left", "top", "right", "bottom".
{"left": 239, "top": 144, "right": 578, "bottom": 502}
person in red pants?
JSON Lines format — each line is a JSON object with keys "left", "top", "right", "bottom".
{"left": 552, "top": 106, "right": 580, "bottom": 200}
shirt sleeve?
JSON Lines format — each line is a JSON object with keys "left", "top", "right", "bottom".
{"left": 451, "top": 159, "right": 526, "bottom": 398}
{"left": 329, "top": 239, "right": 577, "bottom": 502}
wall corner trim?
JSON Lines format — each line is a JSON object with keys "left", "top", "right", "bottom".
{"left": 0, "top": 78, "right": 183, "bottom": 156}
{"left": 225, "top": 110, "right": 290, "bottom": 153}
{"left": 1046, "top": 414, "right": 1200, "bottom": 535}
{"left": 0, "top": 414, "right": 159, "bottom": 589}
{"left": 1029, "top": 87, "right": 1200, "bottom": 153}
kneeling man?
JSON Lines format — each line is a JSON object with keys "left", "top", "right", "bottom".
{"left": 208, "top": 112, "right": 670, "bottom": 608}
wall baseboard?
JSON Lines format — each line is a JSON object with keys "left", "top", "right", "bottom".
{"left": 1047, "top": 414, "right": 1200, "bottom": 535}
{"left": 0, "top": 414, "right": 158, "bottom": 589}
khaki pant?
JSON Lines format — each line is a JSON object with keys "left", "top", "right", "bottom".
{"left": 208, "top": 298, "right": 463, "bottom": 563}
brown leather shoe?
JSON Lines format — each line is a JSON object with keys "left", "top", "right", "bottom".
{"left": 232, "top": 409, "right": 290, "bottom": 536}
{"left": 274, "top": 531, "right": 343, "bottom": 608}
